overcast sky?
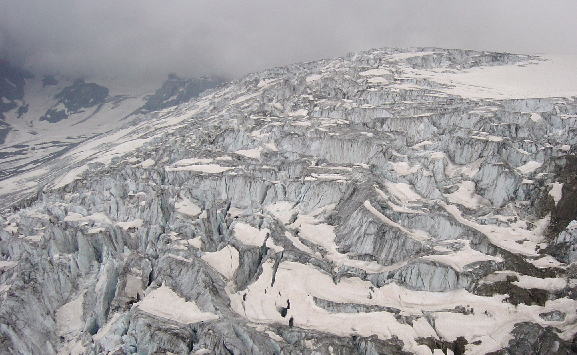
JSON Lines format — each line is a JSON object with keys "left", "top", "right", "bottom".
{"left": 1, "top": 0, "right": 577, "bottom": 82}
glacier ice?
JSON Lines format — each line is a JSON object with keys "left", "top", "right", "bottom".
{"left": 1, "top": 48, "right": 577, "bottom": 354}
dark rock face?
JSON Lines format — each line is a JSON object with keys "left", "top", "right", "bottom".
{"left": 417, "top": 336, "right": 468, "bottom": 355}
{"left": 0, "top": 61, "right": 32, "bottom": 103}
{"left": 489, "top": 322, "right": 577, "bottom": 355}
{"left": 141, "top": 74, "right": 223, "bottom": 111}
{"left": 548, "top": 155, "right": 577, "bottom": 237}
{"left": 475, "top": 280, "right": 549, "bottom": 306}
{"left": 40, "top": 79, "right": 109, "bottom": 123}
{"left": 0, "top": 61, "right": 33, "bottom": 144}
{"left": 42, "top": 75, "right": 58, "bottom": 87}
{"left": 54, "top": 79, "right": 109, "bottom": 112}
{"left": 544, "top": 155, "right": 577, "bottom": 263}
{"left": 539, "top": 310, "right": 566, "bottom": 322}
{"left": 40, "top": 108, "right": 68, "bottom": 123}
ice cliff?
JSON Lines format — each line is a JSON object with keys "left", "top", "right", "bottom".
{"left": 1, "top": 48, "right": 577, "bottom": 354}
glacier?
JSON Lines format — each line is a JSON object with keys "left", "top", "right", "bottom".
{"left": 0, "top": 48, "right": 577, "bottom": 354}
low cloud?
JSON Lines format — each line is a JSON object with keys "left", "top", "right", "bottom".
{"left": 1, "top": 0, "right": 576, "bottom": 82}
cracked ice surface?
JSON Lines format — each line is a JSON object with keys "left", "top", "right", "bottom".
{"left": 1, "top": 47, "right": 577, "bottom": 354}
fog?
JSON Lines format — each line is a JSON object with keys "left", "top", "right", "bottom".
{"left": 1, "top": 0, "right": 576, "bottom": 82}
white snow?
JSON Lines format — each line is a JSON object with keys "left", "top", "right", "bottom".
{"left": 174, "top": 158, "right": 213, "bottom": 165}
{"left": 136, "top": 285, "right": 218, "bottom": 324}
{"left": 389, "top": 51, "right": 437, "bottom": 61}
{"left": 444, "top": 181, "right": 488, "bottom": 209}
{"left": 56, "top": 293, "right": 84, "bottom": 339}
{"left": 384, "top": 181, "right": 422, "bottom": 203}
{"left": 53, "top": 166, "right": 90, "bottom": 189}
{"left": 376, "top": 186, "right": 423, "bottom": 214}
{"left": 87, "top": 227, "right": 106, "bottom": 234}
{"left": 265, "top": 239, "right": 284, "bottom": 253}
{"left": 201, "top": 246, "right": 240, "bottom": 279}
{"left": 189, "top": 237, "right": 203, "bottom": 249}
{"left": 233, "top": 222, "right": 269, "bottom": 247}
{"left": 140, "top": 159, "right": 155, "bottom": 168}
{"left": 3, "top": 224, "right": 18, "bottom": 234}
{"left": 441, "top": 202, "right": 546, "bottom": 256}
{"left": 288, "top": 109, "right": 308, "bottom": 117}
{"left": 530, "top": 112, "right": 542, "bottom": 122}
{"left": 93, "top": 312, "right": 122, "bottom": 346}
{"left": 235, "top": 147, "right": 263, "bottom": 160}
{"left": 227, "top": 259, "right": 577, "bottom": 354}
{"left": 470, "top": 134, "right": 503, "bottom": 142}
{"left": 228, "top": 260, "right": 427, "bottom": 353}
{"left": 412, "top": 140, "right": 434, "bottom": 149}
{"left": 0, "top": 261, "right": 17, "bottom": 270}
{"left": 280, "top": 205, "right": 401, "bottom": 273}
{"left": 513, "top": 275, "right": 567, "bottom": 291}
{"left": 265, "top": 201, "right": 296, "bottom": 224}
{"left": 516, "top": 160, "right": 542, "bottom": 174}
{"left": 291, "top": 121, "right": 311, "bottom": 127}
{"left": 175, "top": 198, "right": 202, "bottom": 217}
{"left": 229, "top": 92, "right": 261, "bottom": 105}
{"left": 390, "top": 161, "right": 419, "bottom": 176}
{"left": 263, "top": 142, "right": 278, "bottom": 151}
{"left": 364, "top": 201, "right": 429, "bottom": 242}
{"left": 422, "top": 240, "right": 502, "bottom": 272}
{"left": 124, "top": 275, "right": 143, "bottom": 299}
{"left": 64, "top": 212, "right": 112, "bottom": 226}
{"left": 291, "top": 214, "right": 336, "bottom": 249}
{"left": 529, "top": 255, "right": 565, "bottom": 269}
{"left": 306, "top": 74, "right": 323, "bottom": 83}
{"left": 25, "top": 234, "right": 43, "bottom": 242}
{"left": 359, "top": 68, "right": 391, "bottom": 76}
{"left": 311, "top": 173, "right": 347, "bottom": 180}
{"left": 283, "top": 231, "right": 317, "bottom": 255}
{"left": 257, "top": 78, "right": 278, "bottom": 88}
{"left": 549, "top": 182, "right": 563, "bottom": 206}
{"left": 418, "top": 55, "right": 577, "bottom": 99}
{"left": 165, "top": 164, "right": 233, "bottom": 174}
{"left": 367, "top": 77, "right": 389, "bottom": 84}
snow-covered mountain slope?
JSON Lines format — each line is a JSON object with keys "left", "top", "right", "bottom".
{"left": 0, "top": 62, "right": 223, "bottom": 187}
{"left": 1, "top": 48, "right": 577, "bottom": 354}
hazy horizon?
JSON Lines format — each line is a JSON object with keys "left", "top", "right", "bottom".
{"left": 2, "top": 0, "right": 577, "bottom": 82}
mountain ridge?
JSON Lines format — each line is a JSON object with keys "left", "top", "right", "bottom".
{"left": 0, "top": 64, "right": 223, "bottom": 195}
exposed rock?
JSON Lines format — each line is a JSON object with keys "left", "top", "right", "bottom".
{"left": 40, "top": 79, "right": 109, "bottom": 123}
{"left": 539, "top": 310, "right": 566, "bottom": 322}
{"left": 488, "top": 322, "right": 576, "bottom": 355}
{"left": 141, "top": 74, "right": 224, "bottom": 112}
